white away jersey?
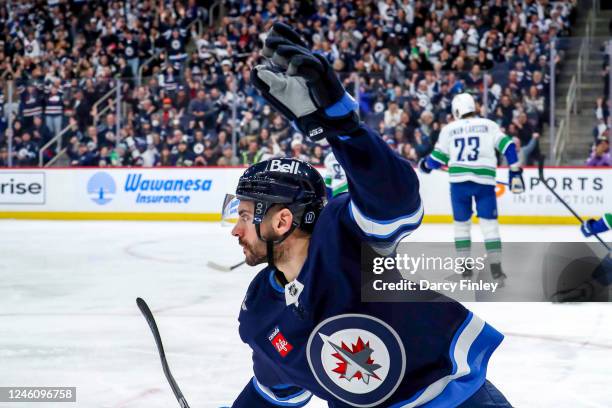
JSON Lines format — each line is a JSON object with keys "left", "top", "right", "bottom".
{"left": 429, "top": 117, "right": 513, "bottom": 185}
{"left": 324, "top": 152, "right": 348, "bottom": 196}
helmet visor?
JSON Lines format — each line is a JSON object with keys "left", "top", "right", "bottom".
{"left": 221, "top": 193, "right": 240, "bottom": 225}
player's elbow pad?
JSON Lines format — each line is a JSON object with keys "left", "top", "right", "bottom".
{"left": 232, "top": 377, "right": 311, "bottom": 408}
{"left": 426, "top": 156, "right": 443, "bottom": 170}
{"left": 503, "top": 143, "right": 519, "bottom": 168}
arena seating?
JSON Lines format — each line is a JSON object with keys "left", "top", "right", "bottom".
{"left": 0, "top": 0, "right": 582, "bottom": 168}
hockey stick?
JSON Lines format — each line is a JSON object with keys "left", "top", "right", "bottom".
{"left": 136, "top": 298, "right": 191, "bottom": 408}
{"left": 207, "top": 260, "right": 246, "bottom": 272}
{"left": 537, "top": 156, "right": 610, "bottom": 251}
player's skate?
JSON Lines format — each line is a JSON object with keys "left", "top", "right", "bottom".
{"left": 445, "top": 264, "right": 474, "bottom": 282}
{"left": 490, "top": 263, "right": 507, "bottom": 287}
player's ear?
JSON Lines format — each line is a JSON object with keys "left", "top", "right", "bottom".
{"left": 274, "top": 208, "right": 294, "bottom": 234}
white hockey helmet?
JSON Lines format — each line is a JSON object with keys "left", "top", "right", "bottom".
{"left": 451, "top": 92, "right": 476, "bottom": 120}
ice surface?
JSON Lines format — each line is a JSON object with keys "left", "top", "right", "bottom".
{"left": 0, "top": 220, "right": 610, "bottom": 407}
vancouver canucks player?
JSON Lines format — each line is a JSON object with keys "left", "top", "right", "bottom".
{"left": 228, "top": 23, "right": 511, "bottom": 407}
{"left": 419, "top": 93, "right": 524, "bottom": 281}
{"left": 324, "top": 151, "right": 348, "bottom": 198}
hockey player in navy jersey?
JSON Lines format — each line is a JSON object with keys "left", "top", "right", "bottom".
{"left": 228, "top": 23, "right": 512, "bottom": 408}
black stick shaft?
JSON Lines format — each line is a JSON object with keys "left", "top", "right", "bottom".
{"left": 231, "top": 260, "right": 246, "bottom": 270}
{"left": 538, "top": 157, "right": 610, "bottom": 251}
{"left": 136, "top": 298, "right": 191, "bottom": 408}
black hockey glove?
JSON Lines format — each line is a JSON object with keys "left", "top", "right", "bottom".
{"left": 261, "top": 22, "right": 309, "bottom": 67}
{"left": 418, "top": 158, "right": 433, "bottom": 174}
{"left": 252, "top": 26, "right": 360, "bottom": 141}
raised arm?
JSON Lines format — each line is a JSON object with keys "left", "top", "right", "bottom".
{"left": 327, "top": 125, "right": 423, "bottom": 243}
{"left": 250, "top": 23, "right": 422, "bottom": 244}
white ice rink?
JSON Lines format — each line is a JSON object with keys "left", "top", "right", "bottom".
{"left": 1, "top": 220, "right": 610, "bottom": 408}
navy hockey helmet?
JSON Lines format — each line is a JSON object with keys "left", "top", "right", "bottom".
{"left": 235, "top": 158, "right": 327, "bottom": 237}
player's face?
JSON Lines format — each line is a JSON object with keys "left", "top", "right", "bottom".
{"left": 231, "top": 200, "right": 267, "bottom": 266}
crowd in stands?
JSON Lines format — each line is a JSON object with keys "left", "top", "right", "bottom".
{"left": 0, "top": 0, "right": 579, "bottom": 168}
{"left": 592, "top": 41, "right": 612, "bottom": 166}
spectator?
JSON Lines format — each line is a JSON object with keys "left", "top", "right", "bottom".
{"left": 19, "top": 85, "right": 43, "bottom": 129}
{"left": 71, "top": 142, "right": 98, "bottom": 167}
{"left": 73, "top": 90, "right": 92, "bottom": 131}
{"left": 122, "top": 30, "right": 140, "bottom": 78}
{"left": 159, "top": 145, "right": 173, "bottom": 166}
{"left": 30, "top": 116, "right": 52, "bottom": 146}
{"left": 413, "top": 128, "right": 432, "bottom": 159}
{"left": 586, "top": 139, "right": 611, "bottom": 166}
{"left": 240, "top": 111, "right": 260, "bottom": 137}
{"left": 400, "top": 142, "right": 418, "bottom": 164}
{"left": 218, "top": 143, "right": 240, "bottom": 166}
{"left": 513, "top": 112, "right": 540, "bottom": 164}
{"left": 523, "top": 86, "right": 545, "bottom": 124}
{"left": 189, "top": 89, "right": 211, "bottom": 129}
{"left": 44, "top": 86, "right": 64, "bottom": 137}
{"left": 140, "top": 143, "right": 160, "bottom": 167}
{"left": 0, "top": 146, "right": 9, "bottom": 166}
{"left": 384, "top": 101, "right": 403, "bottom": 128}
{"left": 290, "top": 138, "right": 309, "bottom": 162}
{"left": 171, "top": 140, "right": 195, "bottom": 166}
{"left": 513, "top": 133, "right": 540, "bottom": 167}
{"left": 15, "top": 133, "right": 38, "bottom": 166}
{"left": 309, "top": 145, "right": 325, "bottom": 165}
{"left": 241, "top": 139, "right": 263, "bottom": 165}
{"left": 496, "top": 95, "right": 516, "bottom": 129}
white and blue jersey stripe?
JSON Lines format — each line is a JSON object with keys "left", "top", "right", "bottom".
{"left": 390, "top": 312, "right": 503, "bottom": 408}
{"left": 252, "top": 378, "right": 312, "bottom": 407}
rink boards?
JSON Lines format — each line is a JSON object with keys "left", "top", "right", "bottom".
{"left": 0, "top": 166, "right": 609, "bottom": 224}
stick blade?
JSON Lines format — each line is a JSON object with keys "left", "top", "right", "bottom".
{"left": 135, "top": 298, "right": 191, "bottom": 408}
{"left": 137, "top": 297, "right": 156, "bottom": 323}
{"left": 136, "top": 297, "right": 148, "bottom": 313}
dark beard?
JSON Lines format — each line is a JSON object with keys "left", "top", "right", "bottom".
{"left": 241, "top": 240, "right": 267, "bottom": 266}
{"left": 245, "top": 251, "right": 267, "bottom": 266}
{"left": 242, "top": 238, "right": 285, "bottom": 267}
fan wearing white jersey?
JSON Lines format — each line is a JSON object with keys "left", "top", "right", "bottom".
{"left": 419, "top": 93, "right": 525, "bottom": 281}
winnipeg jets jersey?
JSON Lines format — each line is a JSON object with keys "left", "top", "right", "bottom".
{"left": 429, "top": 117, "right": 514, "bottom": 185}
{"left": 324, "top": 152, "right": 348, "bottom": 197}
{"left": 232, "top": 124, "right": 504, "bottom": 408}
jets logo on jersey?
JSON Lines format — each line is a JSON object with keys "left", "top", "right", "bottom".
{"left": 307, "top": 314, "right": 406, "bottom": 407}
{"left": 326, "top": 335, "right": 381, "bottom": 384}
{"left": 268, "top": 326, "right": 293, "bottom": 357}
